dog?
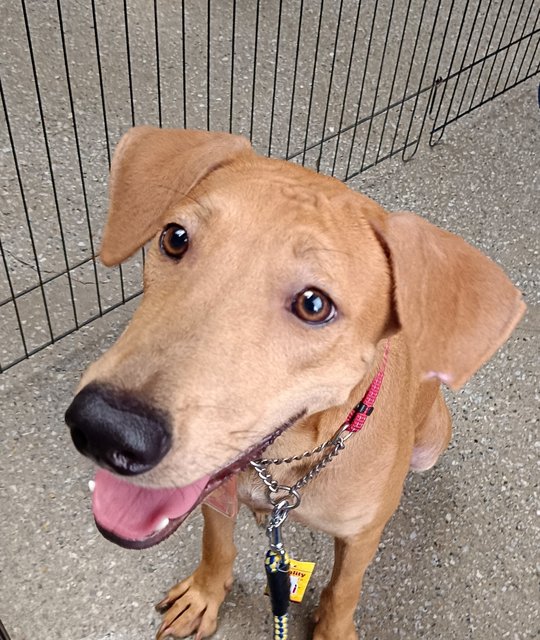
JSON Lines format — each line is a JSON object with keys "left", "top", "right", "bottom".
{"left": 65, "top": 127, "right": 525, "bottom": 640}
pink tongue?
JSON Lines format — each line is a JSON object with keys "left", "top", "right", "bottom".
{"left": 92, "top": 469, "right": 211, "bottom": 541}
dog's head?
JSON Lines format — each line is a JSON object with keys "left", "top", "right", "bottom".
{"left": 65, "top": 127, "right": 525, "bottom": 548}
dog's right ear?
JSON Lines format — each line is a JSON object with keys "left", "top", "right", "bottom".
{"left": 100, "top": 127, "right": 252, "bottom": 266}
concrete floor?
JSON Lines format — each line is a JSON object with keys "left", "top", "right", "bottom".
{"left": 0, "top": 76, "right": 538, "bottom": 640}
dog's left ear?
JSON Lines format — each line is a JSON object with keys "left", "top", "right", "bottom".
{"left": 100, "top": 126, "right": 253, "bottom": 266}
{"left": 372, "top": 212, "right": 526, "bottom": 390}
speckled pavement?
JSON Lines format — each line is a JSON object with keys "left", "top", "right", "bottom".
{"left": 0, "top": 72, "right": 538, "bottom": 640}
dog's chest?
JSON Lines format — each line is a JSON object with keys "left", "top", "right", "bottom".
{"left": 236, "top": 455, "right": 378, "bottom": 539}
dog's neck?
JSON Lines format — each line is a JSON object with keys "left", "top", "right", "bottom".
{"left": 280, "top": 338, "right": 392, "bottom": 453}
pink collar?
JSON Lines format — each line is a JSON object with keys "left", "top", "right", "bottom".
{"left": 342, "top": 339, "right": 390, "bottom": 434}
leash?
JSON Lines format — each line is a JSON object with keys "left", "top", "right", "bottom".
{"left": 251, "top": 340, "right": 390, "bottom": 640}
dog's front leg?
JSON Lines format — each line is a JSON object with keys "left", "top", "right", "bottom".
{"left": 155, "top": 504, "right": 237, "bottom": 640}
{"left": 313, "top": 526, "right": 385, "bottom": 640}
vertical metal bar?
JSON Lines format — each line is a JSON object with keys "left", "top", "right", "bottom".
{"left": 402, "top": 0, "right": 446, "bottom": 159}
{"left": 436, "top": 0, "right": 485, "bottom": 138}
{"left": 500, "top": 0, "right": 536, "bottom": 91}
{"left": 249, "top": 0, "right": 261, "bottom": 143}
{"left": 330, "top": 0, "right": 362, "bottom": 176}
{"left": 91, "top": 0, "right": 111, "bottom": 168}
{"left": 0, "top": 74, "right": 55, "bottom": 342}
{"left": 467, "top": 0, "right": 507, "bottom": 111}
{"left": 119, "top": 0, "right": 136, "bottom": 299}
{"left": 531, "top": 33, "right": 540, "bottom": 72}
{"left": 453, "top": 0, "right": 494, "bottom": 121}
{"left": 181, "top": 0, "right": 187, "bottom": 128}
{"left": 20, "top": 0, "right": 79, "bottom": 328}
{"left": 229, "top": 0, "right": 237, "bottom": 133}
{"left": 0, "top": 237, "right": 29, "bottom": 361}
{"left": 360, "top": 0, "right": 397, "bottom": 172}
{"left": 92, "top": 0, "right": 117, "bottom": 313}
{"left": 285, "top": 0, "right": 305, "bottom": 159}
{"left": 429, "top": 0, "right": 473, "bottom": 145}
{"left": 512, "top": 7, "right": 540, "bottom": 83}
{"left": 92, "top": 0, "right": 126, "bottom": 302}
{"left": 92, "top": 0, "right": 126, "bottom": 303}
{"left": 154, "top": 0, "right": 162, "bottom": 127}
{"left": 123, "top": 0, "right": 136, "bottom": 127}
{"left": 477, "top": 1, "right": 518, "bottom": 105}
{"left": 207, "top": 0, "right": 211, "bottom": 131}
{"left": 390, "top": 0, "right": 429, "bottom": 157}
{"left": 344, "top": 2, "right": 378, "bottom": 178}
{"left": 492, "top": 0, "right": 529, "bottom": 95}
{"left": 268, "top": 0, "right": 284, "bottom": 156}
{"left": 375, "top": 0, "right": 413, "bottom": 165}
{"left": 301, "top": 0, "right": 325, "bottom": 166}
{"left": 56, "top": 0, "right": 102, "bottom": 315}
{"left": 316, "top": 0, "right": 345, "bottom": 170}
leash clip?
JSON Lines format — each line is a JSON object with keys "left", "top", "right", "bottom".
{"left": 267, "top": 500, "right": 291, "bottom": 558}
{"left": 269, "top": 486, "right": 301, "bottom": 510}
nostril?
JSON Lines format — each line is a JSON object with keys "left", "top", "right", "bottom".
{"left": 110, "top": 450, "right": 140, "bottom": 474}
{"left": 112, "top": 451, "right": 131, "bottom": 467}
{"left": 71, "top": 427, "right": 88, "bottom": 456}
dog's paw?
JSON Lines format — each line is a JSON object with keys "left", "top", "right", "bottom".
{"left": 155, "top": 573, "right": 233, "bottom": 640}
{"left": 312, "top": 609, "right": 358, "bottom": 640}
{"left": 312, "top": 621, "right": 358, "bottom": 640}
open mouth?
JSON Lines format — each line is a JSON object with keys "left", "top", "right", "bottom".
{"left": 91, "top": 411, "right": 305, "bottom": 549}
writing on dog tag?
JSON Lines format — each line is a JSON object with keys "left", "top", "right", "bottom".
{"left": 264, "top": 558, "right": 316, "bottom": 603}
{"left": 203, "top": 475, "right": 239, "bottom": 518}
{"left": 288, "top": 559, "right": 316, "bottom": 603}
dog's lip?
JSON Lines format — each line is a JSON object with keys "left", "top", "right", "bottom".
{"left": 92, "top": 410, "right": 306, "bottom": 550}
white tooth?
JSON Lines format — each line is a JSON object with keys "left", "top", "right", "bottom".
{"left": 88, "top": 480, "right": 96, "bottom": 493}
{"left": 156, "top": 517, "right": 169, "bottom": 532}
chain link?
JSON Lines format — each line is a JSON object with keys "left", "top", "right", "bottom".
{"left": 290, "top": 438, "right": 345, "bottom": 492}
{"left": 250, "top": 432, "right": 347, "bottom": 521}
{"left": 254, "top": 341, "right": 388, "bottom": 583}
{"left": 255, "top": 436, "right": 336, "bottom": 466}
{"left": 250, "top": 396, "right": 376, "bottom": 532}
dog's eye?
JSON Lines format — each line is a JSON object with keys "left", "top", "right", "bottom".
{"left": 291, "top": 288, "right": 336, "bottom": 325}
{"left": 160, "top": 224, "right": 189, "bottom": 259}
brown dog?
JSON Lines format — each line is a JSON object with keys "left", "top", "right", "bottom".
{"left": 65, "top": 128, "right": 525, "bottom": 640}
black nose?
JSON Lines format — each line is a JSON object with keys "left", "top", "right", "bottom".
{"left": 65, "top": 383, "right": 171, "bottom": 476}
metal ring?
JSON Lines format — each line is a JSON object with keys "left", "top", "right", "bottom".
{"left": 330, "top": 420, "right": 350, "bottom": 443}
{"left": 269, "top": 486, "right": 301, "bottom": 509}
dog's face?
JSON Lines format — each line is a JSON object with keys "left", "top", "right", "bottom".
{"left": 81, "top": 164, "right": 393, "bottom": 472}
{"left": 67, "top": 153, "right": 394, "bottom": 547}
{"left": 66, "top": 128, "right": 524, "bottom": 549}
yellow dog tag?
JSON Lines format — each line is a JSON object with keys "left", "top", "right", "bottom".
{"left": 263, "top": 559, "right": 316, "bottom": 603}
{"left": 288, "top": 559, "right": 316, "bottom": 603}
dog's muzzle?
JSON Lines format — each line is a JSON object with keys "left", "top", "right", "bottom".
{"left": 65, "top": 382, "right": 171, "bottom": 476}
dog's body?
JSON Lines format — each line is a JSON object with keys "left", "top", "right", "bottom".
{"left": 65, "top": 128, "right": 525, "bottom": 640}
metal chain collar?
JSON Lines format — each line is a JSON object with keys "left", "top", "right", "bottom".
{"left": 250, "top": 421, "right": 352, "bottom": 541}
{"left": 252, "top": 340, "right": 390, "bottom": 545}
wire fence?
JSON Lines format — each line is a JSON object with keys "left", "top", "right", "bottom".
{"left": 1, "top": 0, "right": 539, "bottom": 373}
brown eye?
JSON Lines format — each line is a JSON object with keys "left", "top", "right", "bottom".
{"left": 160, "top": 224, "right": 189, "bottom": 259}
{"left": 291, "top": 287, "right": 336, "bottom": 325}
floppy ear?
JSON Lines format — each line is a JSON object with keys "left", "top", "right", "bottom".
{"left": 375, "top": 212, "right": 526, "bottom": 390}
{"left": 100, "top": 126, "right": 252, "bottom": 266}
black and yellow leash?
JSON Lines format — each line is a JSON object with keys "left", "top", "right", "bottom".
{"left": 265, "top": 501, "right": 294, "bottom": 640}
{"left": 254, "top": 341, "right": 391, "bottom": 639}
